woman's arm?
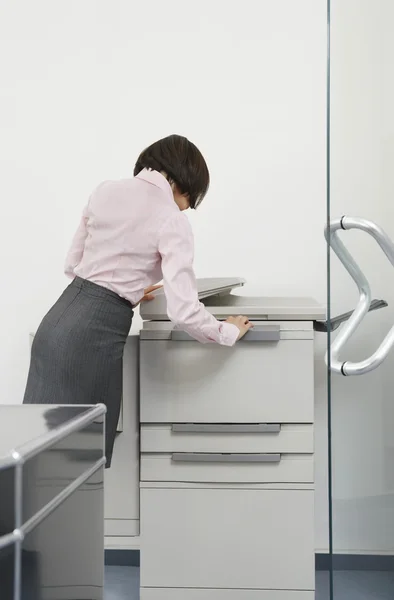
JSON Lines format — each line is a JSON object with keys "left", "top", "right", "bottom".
{"left": 158, "top": 212, "right": 242, "bottom": 346}
{"left": 64, "top": 204, "right": 89, "bottom": 278}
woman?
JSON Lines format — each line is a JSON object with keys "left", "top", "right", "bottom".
{"left": 23, "top": 134, "right": 252, "bottom": 467}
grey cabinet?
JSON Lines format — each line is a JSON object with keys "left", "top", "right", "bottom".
{"left": 0, "top": 404, "right": 106, "bottom": 600}
{"left": 138, "top": 286, "right": 321, "bottom": 597}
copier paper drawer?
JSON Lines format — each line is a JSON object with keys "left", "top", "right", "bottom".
{"left": 140, "top": 339, "right": 314, "bottom": 423}
{"left": 140, "top": 487, "right": 315, "bottom": 590}
{"left": 140, "top": 424, "right": 314, "bottom": 454}
{"left": 140, "top": 453, "right": 314, "bottom": 484}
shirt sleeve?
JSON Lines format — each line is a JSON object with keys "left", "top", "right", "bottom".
{"left": 64, "top": 204, "right": 89, "bottom": 278}
{"left": 158, "top": 212, "right": 239, "bottom": 346}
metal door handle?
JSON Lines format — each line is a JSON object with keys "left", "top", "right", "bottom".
{"left": 171, "top": 424, "right": 281, "bottom": 434}
{"left": 171, "top": 453, "right": 281, "bottom": 463}
{"left": 314, "top": 298, "right": 388, "bottom": 333}
{"left": 325, "top": 216, "right": 394, "bottom": 375}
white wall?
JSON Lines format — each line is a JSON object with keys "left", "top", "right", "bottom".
{"left": 0, "top": 0, "right": 328, "bottom": 545}
{"left": 329, "top": 0, "right": 394, "bottom": 554}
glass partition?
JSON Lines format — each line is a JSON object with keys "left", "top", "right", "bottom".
{"left": 327, "top": 1, "right": 394, "bottom": 598}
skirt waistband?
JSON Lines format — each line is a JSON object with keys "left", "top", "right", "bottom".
{"left": 72, "top": 277, "right": 133, "bottom": 307}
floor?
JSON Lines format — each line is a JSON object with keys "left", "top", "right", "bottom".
{"left": 315, "top": 571, "right": 394, "bottom": 600}
{"left": 105, "top": 566, "right": 139, "bottom": 600}
{"left": 105, "top": 567, "right": 394, "bottom": 599}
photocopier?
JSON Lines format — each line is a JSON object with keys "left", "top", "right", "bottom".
{"left": 137, "top": 277, "right": 324, "bottom": 600}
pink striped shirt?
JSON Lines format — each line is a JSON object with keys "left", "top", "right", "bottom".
{"left": 65, "top": 169, "right": 239, "bottom": 346}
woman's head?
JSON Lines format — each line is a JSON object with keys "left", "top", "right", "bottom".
{"left": 134, "top": 134, "right": 210, "bottom": 210}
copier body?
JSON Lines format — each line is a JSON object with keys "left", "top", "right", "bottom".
{"left": 138, "top": 278, "right": 323, "bottom": 599}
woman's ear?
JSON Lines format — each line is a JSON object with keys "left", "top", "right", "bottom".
{"left": 170, "top": 181, "right": 179, "bottom": 195}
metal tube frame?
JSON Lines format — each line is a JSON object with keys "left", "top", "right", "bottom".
{"left": 325, "top": 216, "right": 394, "bottom": 375}
{"left": 0, "top": 404, "right": 107, "bottom": 564}
{"left": 0, "top": 404, "right": 107, "bottom": 471}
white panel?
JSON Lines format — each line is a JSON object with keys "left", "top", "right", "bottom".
{"left": 141, "top": 453, "right": 313, "bottom": 484}
{"left": 104, "top": 336, "right": 139, "bottom": 521}
{"left": 140, "top": 340, "right": 314, "bottom": 423}
{"left": 105, "top": 536, "right": 140, "bottom": 550}
{"left": 141, "top": 590, "right": 314, "bottom": 600}
{"left": 140, "top": 488, "right": 315, "bottom": 590}
{"left": 104, "top": 519, "right": 139, "bottom": 537}
{"left": 141, "top": 424, "right": 314, "bottom": 453}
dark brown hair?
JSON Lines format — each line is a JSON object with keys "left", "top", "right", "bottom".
{"left": 134, "top": 134, "right": 210, "bottom": 209}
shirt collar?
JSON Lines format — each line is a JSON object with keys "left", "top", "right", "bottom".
{"left": 135, "top": 169, "right": 173, "bottom": 198}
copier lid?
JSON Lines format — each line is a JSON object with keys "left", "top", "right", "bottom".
{"left": 200, "top": 294, "right": 325, "bottom": 320}
{"left": 140, "top": 277, "right": 324, "bottom": 321}
{"left": 191, "top": 277, "right": 245, "bottom": 300}
{"left": 140, "top": 277, "right": 245, "bottom": 321}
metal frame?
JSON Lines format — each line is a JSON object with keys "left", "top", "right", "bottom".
{"left": 325, "top": 216, "right": 394, "bottom": 375}
{"left": 0, "top": 404, "right": 107, "bottom": 567}
{"left": 0, "top": 403, "right": 106, "bottom": 471}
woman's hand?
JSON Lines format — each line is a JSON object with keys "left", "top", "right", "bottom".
{"left": 226, "top": 315, "right": 253, "bottom": 340}
{"left": 135, "top": 285, "right": 163, "bottom": 307}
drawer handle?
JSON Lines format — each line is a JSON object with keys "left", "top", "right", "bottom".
{"left": 171, "top": 326, "right": 280, "bottom": 342}
{"left": 171, "top": 424, "right": 281, "bottom": 434}
{"left": 171, "top": 453, "right": 281, "bottom": 463}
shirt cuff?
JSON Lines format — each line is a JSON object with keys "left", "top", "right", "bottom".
{"left": 219, "top": 322, "right": 239, "bottom": 347}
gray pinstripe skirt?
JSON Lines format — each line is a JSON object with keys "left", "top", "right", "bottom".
{"left": 23, "top": 277, "right": 133, "bottom": 468}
